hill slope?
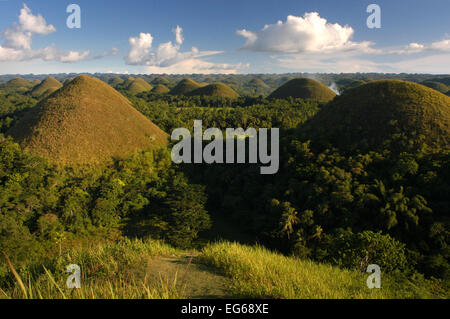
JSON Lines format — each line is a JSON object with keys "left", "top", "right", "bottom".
{"left": 109, "top": 76, "right": 124, "bottom": 87}
{"left": 152, "top": 76, "right": 171, "bottom": 85}
{"left": 7, "top": 75, "right": 168, "bottom": 165}
{"left": 187, "top": 83, "right": 240, "bottom": 98}
{"left": 151, "top": 84, "right": 170, "bottom": 94}
{"left": 3, "top": 77, "right": 33, "bottom": 92}
{"left": 299, "top": 80, "right": 450, "bottom": 151}
{"left": 170, "top": 78, "right": 202, "bottom": 95}
{"left": 30, "top": 77, "right": 62, "bottom": 98}
{"left": 126, "top": 77, "right": 153, "bottom": 94}
{"left": 421, "top": 81, "right": 448, "bottom": 94}
{"left": 269, "top": 78, "right": 336, "bottom": 101}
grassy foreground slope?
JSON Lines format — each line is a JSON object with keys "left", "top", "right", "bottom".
{"left": 1, "top": 240, "right": 444, "bottom": 299}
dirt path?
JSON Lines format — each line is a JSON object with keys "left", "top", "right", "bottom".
{"left": 145, "top": 255, "right": 232, "bottom": 298}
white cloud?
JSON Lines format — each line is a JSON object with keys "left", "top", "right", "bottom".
{"left": 0, "top": 4, "right": 92, "bottom": 63}
{"left": 2, "top": 27, "right": 32, "bottom": 49}
{"left": 237, "top": 12, "right": 373, "bottom": 54}
{"left": 126, "top": 32, "right": 153, "bottom": 64}
{"left": 18, "top": 4, "right": 55, "bottom": 35}
{"left": 386, "top": 39, "right": 450, "bottom": 55}
{"left": 60, "top": 50, "right": 91, "bottom": 63}
{"left": 173, "top": 25, "right": 184, "bottom": 45}
{"left": 430, "top": 39, "right": 450, "bottom": 51}
{"left": 126, "top": 25, "right": 247, "bottom": 74}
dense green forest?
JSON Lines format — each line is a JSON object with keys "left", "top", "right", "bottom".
{"left": 0, "top": 74, "right": 448, "bottom": 298}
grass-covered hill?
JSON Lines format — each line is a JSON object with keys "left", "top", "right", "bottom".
{"left": 151, "top": 76, "right": 171, "bottom": 86}
{"left": 126, "top": 77, "right": 153, "bottom": 94}
{"left": 299, "top": 80, "right": 450, "bottom": 151}
{"left": 170, "top": 78, "right": 203, "bottom": 95}
{"left": 269, "top": 78, "right": 337, "bottom": 101}
{"left": 421, "top": 81, "right": 449, "bottom": 94}
{"left": 109, "top": 76, "right": 125, "bottom": 87}
{"left": 30, "top": 76, "right": 62, "bottom": 98}
{"left": 3, "top": 77, "right": 33, "bottom": 92}
{"left": 7, "top": 75, "right": 168, "bottom": 165}
{"left": 186, "top": 83, "right": 240, "bottom": 99}
{"left": 151, "top": 84, "right": 170, "bottom": 94}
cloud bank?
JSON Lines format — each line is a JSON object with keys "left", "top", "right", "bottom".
{"left": 237, "top": 12, "right": 374, "bottom": 54}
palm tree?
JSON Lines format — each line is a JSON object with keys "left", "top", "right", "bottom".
{"left": 280, "top": 202, "right": 299, "bottom": 239}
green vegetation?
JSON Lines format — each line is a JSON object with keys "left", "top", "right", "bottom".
{"left": 199, "top": 242, "right": 445, "bottom": 298}
{"left": 0, "top": 73, "right": 449, "bottom": 299}
{"left": 7, "top": 75, "right": 168, "bottom": 165}
{"left": 30, "top": 77, "right": 62, "bottom": 98}
{"left": 170, "top": 78, "right": 203, "bottom": 95}
{"left": 187, "top": 83, "right": 240, "bottom": 99}
{"left": 269, "top": 78, "right": 337, "bottom": 101}
{"left": 1, "top": 239, "right": 445, "bottom": 299}
{"left": 2, "top": 77, "right": 33, "bottom": 93}
{"left": 421, "top": 81, "right": 449, "bottom": 94}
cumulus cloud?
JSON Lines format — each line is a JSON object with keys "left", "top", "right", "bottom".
{"left": 18, "top": 4, "right": 56, "bottom": 35}
{"left": 126, "top": 32, "right": 153, "bottom": 64}
{"left": 0, "top": 4, "right": 92, "bottom": 63}
{"left": 237, "top": 12, "right": 373, "bottom": 54}
{"left": 126, "top": 26, "right": 247, "bottom": 73}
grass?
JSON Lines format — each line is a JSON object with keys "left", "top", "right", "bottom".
{"left": 170, "top": 78, "right": 203, "bottom": 95}
{"left": 187, "top": 83, "right": 240, "bottom": 99}
{"left": 269, "top": 78, "right": 337, "bottom": 101}
{"left": 151, "top": 84, "right": 170, "bottom": 94}
{"left": 30, "top": 77, "right": 62, "bottom": 98}
{"left": 0, "top": 239, "right": 187, "bottom": 299}
{"left": 1, "top": 239, "right": 446, "bottom": 299}
{"left": 198, "top": 241, "right": 447, "bottom": 299}
{"left": 7, "top": 75, "right": 168, "bottom": 166}
{"left": 127, "top": 78, "right": 153, "bottom": 94}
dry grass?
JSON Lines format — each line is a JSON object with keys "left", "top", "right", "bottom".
{"left": 187, "top": 83, "right": 240, "bottom": 99}
{"left": 7, "top": 75, "right": 168, "bottom": 166}
{"left": 269, "top": 78, "right": 337, "bottom": 101}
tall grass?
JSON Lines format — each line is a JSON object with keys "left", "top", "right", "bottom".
{"left": 198, "top": 241, "right": 445, "bottom": 299}
{"left": 0, "top": 238, "right": 186, "bottom": 299}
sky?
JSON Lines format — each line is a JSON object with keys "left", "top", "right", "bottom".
{"left": 0, "top": 0, "right": 449, "bottom": 74}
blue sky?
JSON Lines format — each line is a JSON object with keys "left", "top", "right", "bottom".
{"left": 0, "top": 0, "right": 449, "bottom": 74}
